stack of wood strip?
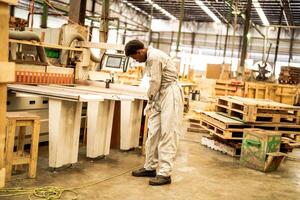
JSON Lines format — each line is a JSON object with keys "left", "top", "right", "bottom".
{"left": 279, "top": 66, "right": 300, "bottom": 85}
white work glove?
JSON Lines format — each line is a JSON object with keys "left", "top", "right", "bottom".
{"left": 144, "top": 103, "right": 153, "bottom": 116}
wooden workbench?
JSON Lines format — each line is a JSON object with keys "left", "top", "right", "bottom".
{"left": 8, "top": 83, "right": 147, "bottom": 168}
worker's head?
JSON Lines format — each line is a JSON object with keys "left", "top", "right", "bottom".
{"left": 125, "top": 40, "right": 147, "bottom": 63}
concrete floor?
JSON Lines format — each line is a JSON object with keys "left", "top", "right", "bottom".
{"left": 3, "top": 130, "right": 300, "bottom": 200}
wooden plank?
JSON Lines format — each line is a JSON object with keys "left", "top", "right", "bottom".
{"left": 28, "top": 119, "right": 40, "bottom": 178}
{"left": 0, "top": 1, "right": 10, "bottom": 187}
{"left": 48, "top": 99, "right": 82, "bottom": 168}
{"left": 9, "top": 39, "right": 84, "bottom": 52}
{"left": 120, "top": 99, "right": 143, "bottom": 150}
{"left": 5, "top": 119, "right": 16, "bottom": 181}
{"left": 39, "top": 85, "right": 126, "bottom": 101}
{"left": 15, "top": 126, "right": 26, "bottom": 171}
{"left": 76, "top": 41, "right": 125, "bottom": 51}
{"left": 86, "top": 100, "right": 115, "bottom": 158}
{"left": 0, "top": 62, "right": 15, "bottom": 83}
{"left": 75, "top": 80, "right": 147, "bottom": 100}
{"left": 8, "top": 84, "right": 104, "bottom": 102}
{"left": 0, "top": 0, "right": 17, "bottom": 4}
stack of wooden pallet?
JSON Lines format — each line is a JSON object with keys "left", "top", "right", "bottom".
{"left": 199, "top": 96, "right": 300, "bottom": 155}
{"left": 279, "top": 66, "right": 300, "bottom": 85}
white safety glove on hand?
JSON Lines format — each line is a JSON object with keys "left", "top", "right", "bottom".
{"left": 144, "top": 103, "right": 153, "bottom": 116}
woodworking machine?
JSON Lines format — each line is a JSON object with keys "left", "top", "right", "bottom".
{"left": 7, "top": 23, "right": 130, "bottom": 141}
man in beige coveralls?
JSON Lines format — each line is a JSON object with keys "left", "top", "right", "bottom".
{"left": 125, "top": 40, "right": 184, "bottom": 186}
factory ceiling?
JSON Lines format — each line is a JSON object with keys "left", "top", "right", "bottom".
{"left": 126, "top": 0, "right": 300, "bottom": 26}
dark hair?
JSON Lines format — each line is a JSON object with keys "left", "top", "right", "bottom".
{"left": 125, "top": 40, "right": 144, "bottom": 56}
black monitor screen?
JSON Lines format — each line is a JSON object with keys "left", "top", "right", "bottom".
{"left": 106, "top": 56, "right": 122, "bottom": 69}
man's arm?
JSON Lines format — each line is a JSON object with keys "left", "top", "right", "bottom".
{"left": 147, "top": 59, "right": 162, "bottom": 103}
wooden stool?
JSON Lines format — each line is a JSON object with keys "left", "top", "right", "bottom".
{"left": 5, "top": 112, "right": 40, "bottom": 181}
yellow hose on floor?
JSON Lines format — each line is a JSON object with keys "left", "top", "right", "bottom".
{"left": 0, "top": 164, "right": 142, "bottom": 200}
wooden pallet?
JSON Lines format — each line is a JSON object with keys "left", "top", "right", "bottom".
{"left": 244, "top": 82, "right": 299, "bottom": 105}
{"left": 199, "top": 112, "right": 249, "bottom": 140}
{"left": 199, "top": 111, "right": 300, "bottom": 140}
{"left": 216, "top": 96, "right": 300, "bottom": 124}
{"left": 215, "top": 80, "right": 244, "bottom": 97}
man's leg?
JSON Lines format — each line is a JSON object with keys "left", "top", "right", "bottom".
{"left": 150, "top": 84, "right": 183, "bottom": 185}
{"left": 132, "top": 110, "right": 161, "bottom": 177}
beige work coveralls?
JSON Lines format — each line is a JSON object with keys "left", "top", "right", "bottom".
{"left": 144, "top": 47, "right": 184, "bottom": 177}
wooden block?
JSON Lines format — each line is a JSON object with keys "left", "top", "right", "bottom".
{"left": 86, "top": 100, "right": 115, "bottom": 158}
{"left": 206, "top": 64, "right": 222, "bottom": 79}
{"left": 5, "top": 119, "right": 16, "bottom": 181}
{"left": 0, "top": 168, "right": 5, "bottom": 188}
{"left": 120, "top": 99, "right": 144, "bottom": 150}
{"left": 28, "top": 120, "right": 40, "bottom": 178}
{"left": 0, "top": 62, "right": 15, "bottom": 83}
{"left": 0, "top": 0, "right": 17, "bottom": 5}
{"left": 48, "top": 99, "right": 82, "bottom": 168}
{"left": 15, "top": 126, "right": 26, "bottom": 171}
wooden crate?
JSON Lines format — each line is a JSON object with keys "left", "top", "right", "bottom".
{"left": 216, "top": 96, "right": 300, "bottom": 124}
{"left": 244, "top": 82, "right": 299, "bottom": 105}
{"left": 240, "top": 128, "right": 285, "bottom": 172}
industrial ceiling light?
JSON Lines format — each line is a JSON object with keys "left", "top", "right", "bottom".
{"left": 144, "top": 0, "right": 177, "bottom": 20}
{"left": 195, "top": 0, "right": 221, "bottom": 23}
{"left": 252, "top": 0, "right": 270, "bottom": 26}
{"left": 123, "top": 0, "right": 151, "bottom": 18}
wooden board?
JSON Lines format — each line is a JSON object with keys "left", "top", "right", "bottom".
{"left": 0, "top": 62, "right": 14, "bottom": 83}
{"left": 120, "top": 99, "right": 144, "bottom": 150}
{"left": 206, "top": 64, "right": 222, "bottom": 79}
{"left": 48, "top": 99, "right": 82, "bottom": 168}
{"left": 9, "top": 39, "right": 84, "bottom": 52}
{"left": 0, "top": 1, "right": 10, "bottom": 188}
{"left": 76, "top": 41, "right": 125, "bottom": 51}
{"left": 0, "top": 0, "right": 17, "bottom": 4}
{"left": 8, "top": 84, "right": 104, "bottom": 102}
{"left": 86, "top": 100, "right": 115, "bottom": 158}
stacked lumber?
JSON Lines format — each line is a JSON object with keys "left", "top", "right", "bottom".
{"left": 279, "top": 66, "right": 300, "bottom": 84}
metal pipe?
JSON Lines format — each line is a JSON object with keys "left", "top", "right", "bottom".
{"left": 9, "top": 30, "right": 49, "bottom": 65}
{"left": 288, "top": 29, "right": 295, "bottom": 64}
{"left": 176, "top": 0, "right": 185, "bottom": 53}
{"left": 40, "top": 1, "right": 48, "bottom": 28}
{"left": 239, "top": 0, "right": 252, "bottom": 77}
{"left": 274, "top": 7, "right": 283, "bottom": 67}
{"left": 223, "top": 0, "right": 232, "bottom": 63}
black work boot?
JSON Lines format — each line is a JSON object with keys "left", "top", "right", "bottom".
{"left": 149, "top": 175, "right": 171, "bottom": 186}
{"left": 132, "top": 168, "right": 156, "bottom": 177}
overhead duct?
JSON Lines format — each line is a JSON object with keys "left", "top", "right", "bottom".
{"left": 9, "top": 31, "right": 49, "bottom": 65}
{"left": 60, "top": 33, "right": 101, "bottom": 66}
